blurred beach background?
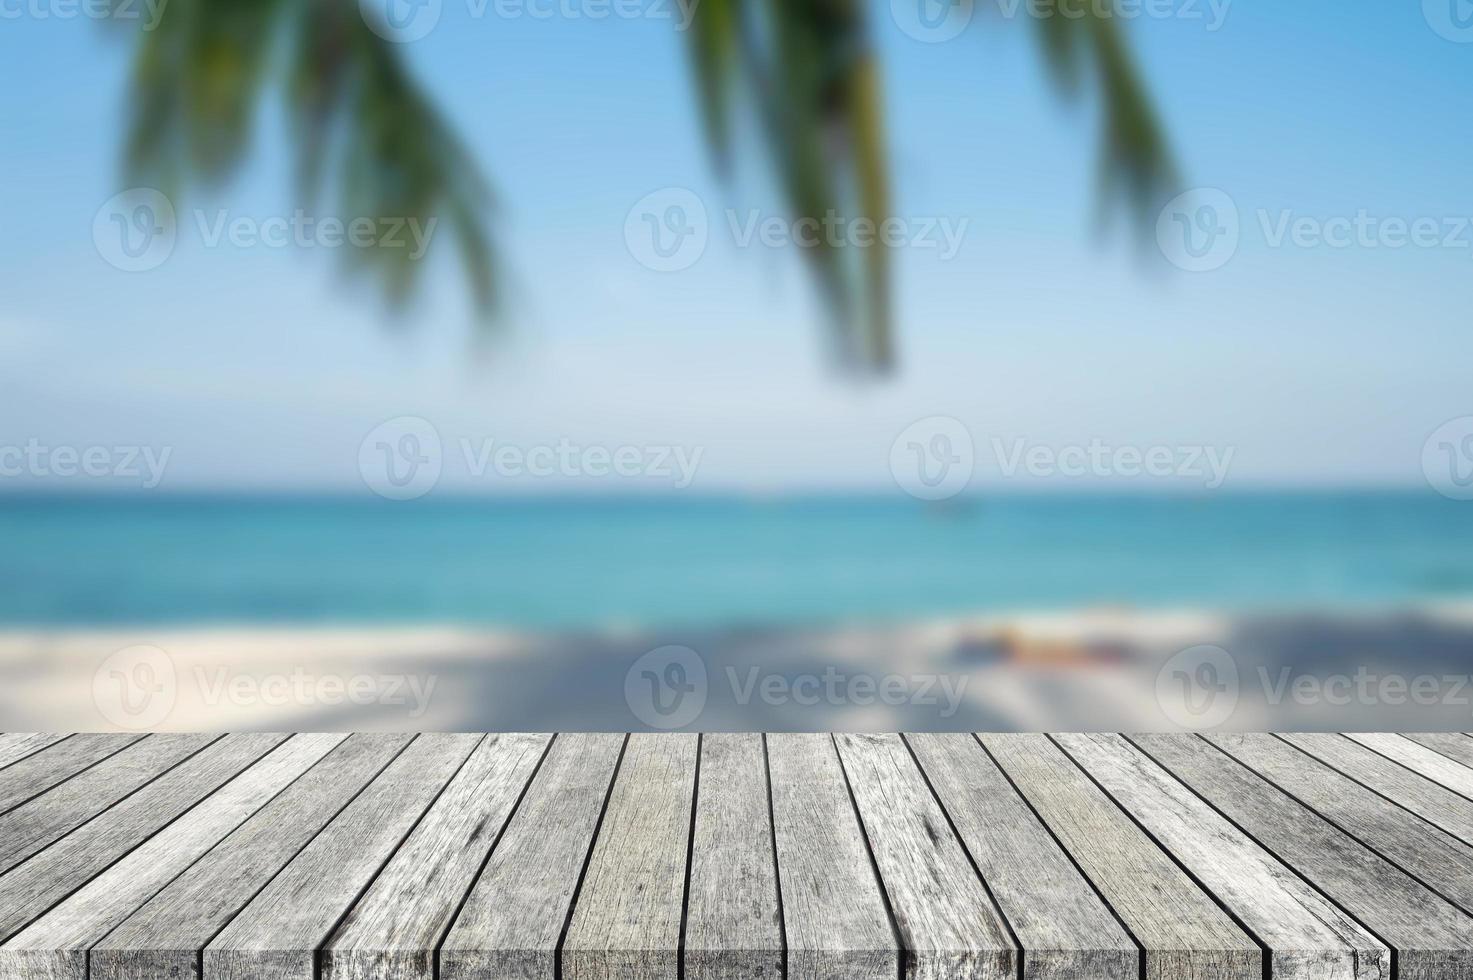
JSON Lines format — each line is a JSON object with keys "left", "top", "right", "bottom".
{"left": 3, "top": 1, "right": 1472, "bottom": 731}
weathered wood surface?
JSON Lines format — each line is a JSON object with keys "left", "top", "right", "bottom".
{"left": 1056, "top": 733, "right": 1387, "bottom": 980}
{"left": 0, "top": 736, "right": 66, "bottom": 773}
{"left": 323, "top": 732, "right": 549, "bottom": 980}
{"left": 906, "top": 733, "right": 1136, "bottom": 980}
{"left": 1140, "top": 733, "right": 1473, "bottom": 980}
{"left": 834, "top": 732, "right": 1014, "bottom": 980}
{"left": 0, "top": 734, "right": 140, "bottom": 816}
{"left": 683, "top": 733, "right": 783, "bottom": 980}
{"left": 0, "top": 733, "right": 345, "bottom": 980}
{"left": 768, "top": 733, "right": 896, "bottom": 980}
{"left": 0, "top": 733, "right": 214, "bottom": 875}
{"left": 441, "top": 734, "right": 626, "bottom": 980}
{"left": 981, "top": 733, "right": 1261, "bottom": 980}
{"left": 90, "top": 733, "right": 412, "bottom": 980}
{"left": 562, "top": 733, "right": 697, "bottom": 980}
{"left": 205, "top": 733, "right": 483, "bottom": 980}
{"left": 4, "top": 732, "right": 1473, "bottom": 979}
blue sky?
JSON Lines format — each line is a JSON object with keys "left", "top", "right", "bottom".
{"left": 2, "top": 0, "right": 1472, "bottom": 493}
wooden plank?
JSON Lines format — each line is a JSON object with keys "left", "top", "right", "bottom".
{"left": 1201, "top": 733, "right": 1473, "bottom": 914}
{"left": 0, "top": 734, "right": 217, "bottom": 875}
{"left": 1281, "top": 733, "right": 1473, "bottom": 844}
{"left": 88, "top": 733, "right": 413, "bottom": 980}
{"left": 440, "top": 734, "right": 626, "bottom": 980}
{"left": 0, "top": 736, "right": 67, "bottom": 773}
{"left": 1057, "top": 733, "right": 1388, "bottom": 980}
{"left": 1403, "top": 732, "right": 1473, "bottom": 771}
{"left": 766, "top": 733, "right": 896, "bottom": 980}
{"left": 0, "top": 732, "right": 288, "bottom": 943}
{"left": 682, "top": 733, "right": 783, "bottom": 980}
{"left": 0, "top": 733, "right": 345, "bottom": 980}
{"left": 1137, "top": 733, "right": 1473, "bottom": 980}
{"left": 1345, "top": 732, "right": 1473, "bottom": 797}
{"left": 562, "top": 732, "right": 698, "bottom": 980}
{"left": 907, "top": 733, "right": 1137, "bottom": 980}
{"left": 979, "top": 733, "right": 1259, "bottom": 980}
{"left": 204, "top": 733, "right": 482, "bottom": 980}
{"left": 833, "top": 733, "right": 1014, "bottom": 980}
{"left": 321, "top": 733, "right": 550, "bottom": 980}
{"left": 0, "top": 735, "right": 141, "bottom": 815}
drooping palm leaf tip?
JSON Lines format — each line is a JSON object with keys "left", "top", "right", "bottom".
{"left": 116, "top": 0, "right": 496, "bottom": 321}
{"left": 111, "top": 0, "right": 1172, "bottom": 370}
{"left": 685, "top": 0, "right": 894, "bottom": 373}
{"left": 686, "top": 0, "right": 1176, "bottom": 374}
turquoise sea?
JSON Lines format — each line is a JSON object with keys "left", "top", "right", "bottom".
{"left": 3, "top": 493, "right": 1472, "bottom": 629}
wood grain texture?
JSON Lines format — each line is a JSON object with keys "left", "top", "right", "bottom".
{"left": 0, "top": 732, "right": 288, "bottom": 943}
{"left": 0, "top": 735, "right": 141, "bottom": 816}
{"left": 979, "top": 733, "right": 1259, "bottom": 980}
{"left": 322, "top": 733, "right": 550, "bottom": 980}
{"left": 1345, "top": 732, "right": 1473, "bottom": 797}
{"left": 439, "top": 734, "right": 626, "bottom": 980}
{"left": 834, "top": 733, "right": 1015, "bottom": 980}
{"left": 766, "top": 733, "right": 896, "bottom": 980}
{"left": 1403, "top": 732, "right": 1473, "bottom": 771}
{"left": 906, "top": 733, "right": 1137, "bottom": 980}
{"left": 202, "top": 733, "right": 482, "bottom": 980}
{"left": 0, "top": 734, "right": 215, "bottom": 874}
{"left": 88, "top": 733, "right": 412, "bottom": 980}
{"left": 0, "top": 733, "right": 345, "bottom": 980}
{"left": 1281, "top": 732, "right": 1473, "bottom": 844}
{"left": 1056, "top": 733, "right": 1387, "bottom": 980}
{"left": 683, "top": 733, "right": 783, "bottom": 980}
{"left": 0, "top": 735, "right": 66, "bottom": 773}
{"left": 562, "top": 733, "right": 697, "bottom": 980}
{"left": 1140, "top": 733, "right": 1473, "bottom": 980}
{"left": 1201, "top": 733, "right": 1473, "bottom": 914}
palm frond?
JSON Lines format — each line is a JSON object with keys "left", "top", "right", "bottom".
{"left": 1035, "top": 0, "right": 1177, "bottom": 223}
{"left": 684, "top": 0, "right": 896, "bottom": 373}
{"left": 119, "top": 0, "right": 496, "bottom": 321}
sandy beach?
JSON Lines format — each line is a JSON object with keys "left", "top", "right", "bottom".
{"left": 7, "top": 601, "right": 1473, "bottom": 732}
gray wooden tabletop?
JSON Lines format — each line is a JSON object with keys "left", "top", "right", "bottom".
{"left": 2, "top": 732, "right": 1473, "bottom": 980}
